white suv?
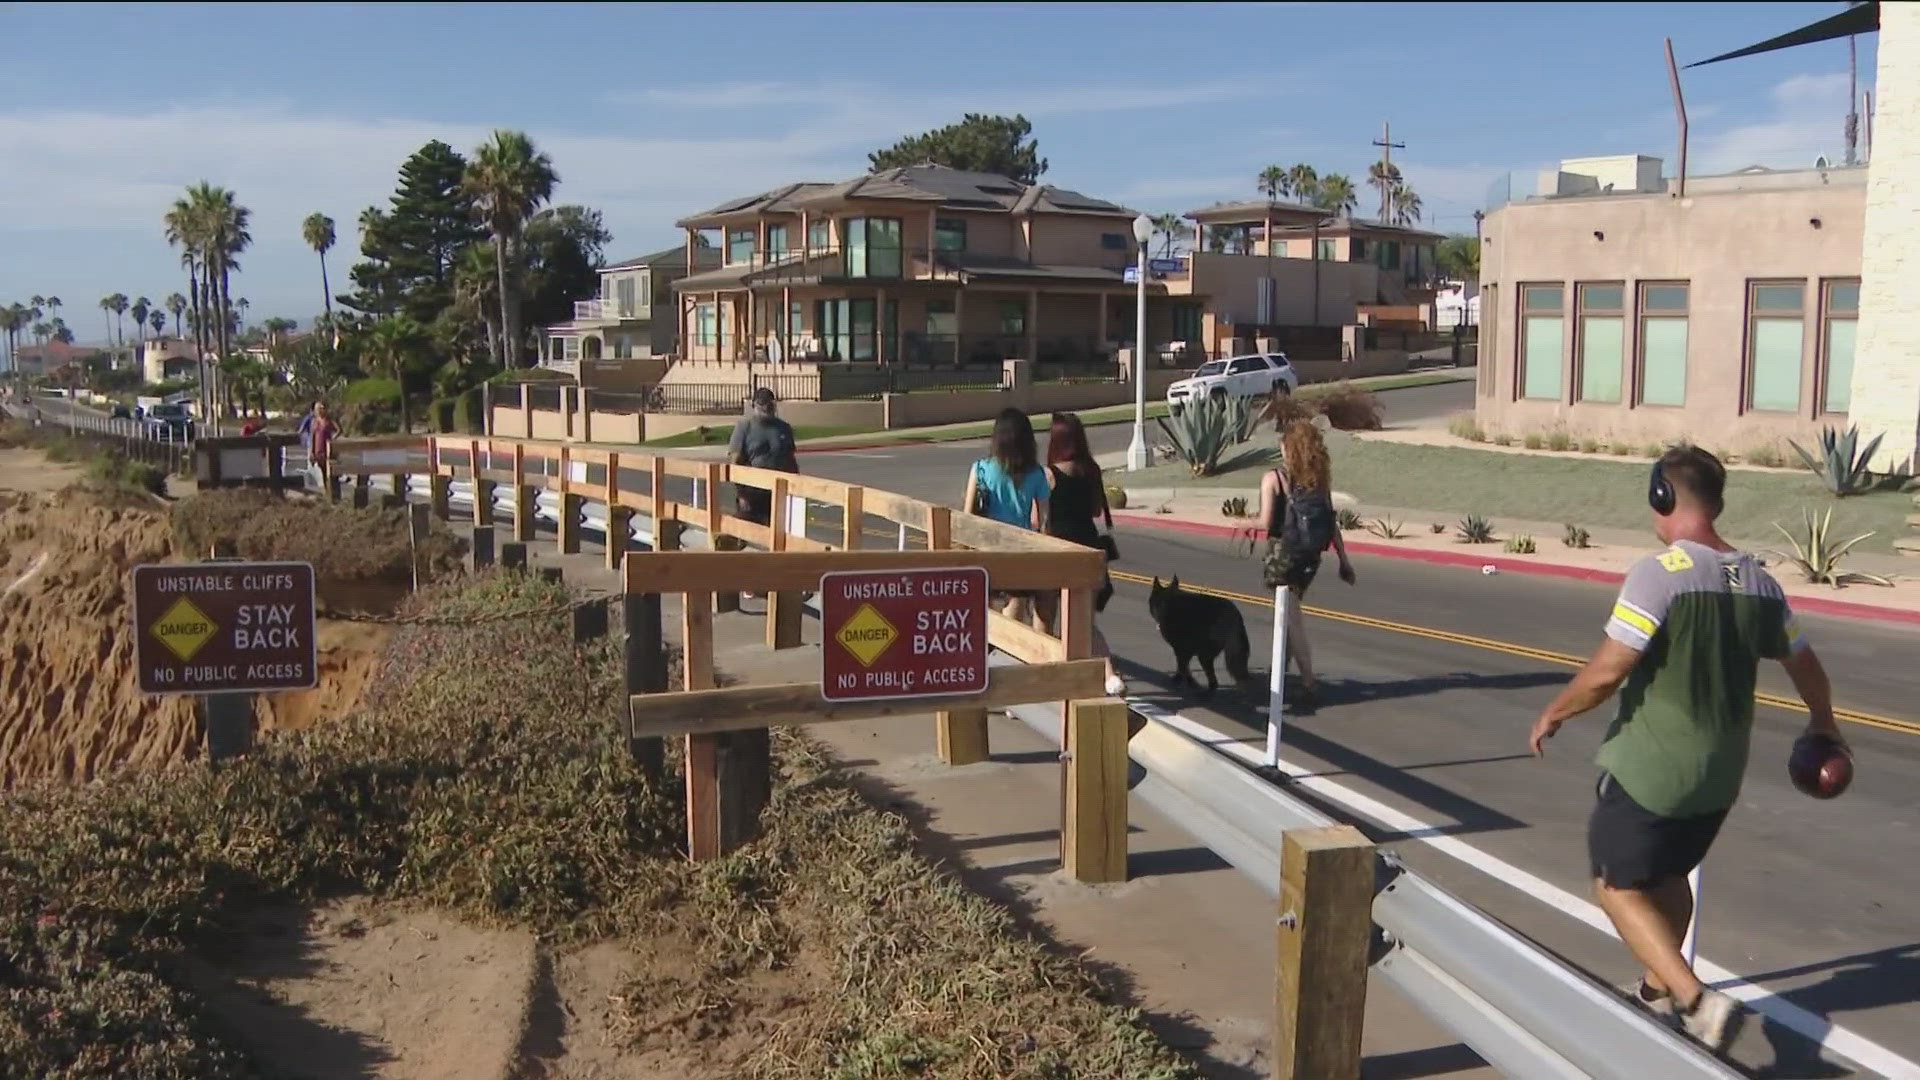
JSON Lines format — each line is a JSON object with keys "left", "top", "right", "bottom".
{"left": 1166, "top": 353, "right": 1297, "bottom": 415}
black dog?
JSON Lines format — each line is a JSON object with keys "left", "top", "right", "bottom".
{"left": 1147, "top": 576, "right": 1252, "bottom": 697}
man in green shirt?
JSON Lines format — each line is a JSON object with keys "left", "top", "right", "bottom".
{"left": 1529, "top": 446, "right": 1846, "bottom": 1054}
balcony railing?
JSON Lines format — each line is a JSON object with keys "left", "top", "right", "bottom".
{"left": 573, "top": 299, "right": 605, "bottom": 321}
{"left": 712, "top": 244, "right": 964, "bottom": 285}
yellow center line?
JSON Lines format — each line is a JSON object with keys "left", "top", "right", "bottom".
{"left": 1109, "top": 568, "right": 1920, "bottom": 738}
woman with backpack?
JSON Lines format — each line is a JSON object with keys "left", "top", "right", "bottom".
{"left": 1043, "top": 411, "right": 1124, "bottom": 696}
{"left": 1257, "top": 420, "right": 1356, "bottom": 710}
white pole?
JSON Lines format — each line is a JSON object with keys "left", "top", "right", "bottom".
{"left": 897, "top": 521, "right": 909, "bottom": 551}
{"left": 1682, "top": 865, "right": 1702, "bottom": 966}
{"left": 1126, "top": 215, "right": 1151, "bottom": 472}
{"left": 1266, "top": 583, "right": 1290, "bottom": 768}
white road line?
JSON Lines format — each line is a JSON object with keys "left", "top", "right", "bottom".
{"left": 1151, "top": 710, "right": 1919, "bottom": 1079}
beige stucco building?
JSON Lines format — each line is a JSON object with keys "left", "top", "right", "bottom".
{"left": 541, "top": 246, "right": 718, "bottom": 368}
{"left": 1477, "top": 157, "right": 1868, "bottom": 453}
{"left": 1853, "top": 0, "right": 1920, "bottom": 474}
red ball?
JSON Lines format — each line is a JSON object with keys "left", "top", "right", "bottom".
{"left": 1788, "top": 734, "right": 1853, "bottom": 800}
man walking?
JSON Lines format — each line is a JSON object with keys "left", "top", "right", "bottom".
{"left": 1529, "top": 445, "right": 1845, "bottom": 1053}
{"left": 728, "top": 387, "right": 797, "bottom": 526}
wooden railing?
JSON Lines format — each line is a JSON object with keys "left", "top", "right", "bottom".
{"left": 328, "top": 435, "right": 1127, "bottom": 881}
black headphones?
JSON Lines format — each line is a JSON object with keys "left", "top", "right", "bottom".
{"left": 1648, "top": 460, "right": 1675, "bottom": 516}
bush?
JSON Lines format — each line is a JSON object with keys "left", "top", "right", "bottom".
{"left": 1365, "top": 516, "right": 1406, "bottom": 539}
{"left": 86, "top": 454, "right": 167, "bottom": 496}
{"left": 1522, "top": 433, "right": 1545, "bottom": 450}
{"left": 171, "top": 490, "right": 463, "bottom": 589}
{"left": 1610, "top": 442, "right": 1634, "bottom": 457}
{"left": 1312, "top": 383, "right": 1383, "bottom": 431}
{"left": 1563, "top": 523, "right": 1592, "bottom": 549}
{"left": 1104, "top": 484, "right": 1128, "bottom": 510}
{"left": 1429, "top": 521, "right": 1447, "bottom": 534}
{"left": 1447, "top": 413, "right": 1487, "bottom": 442}
{"left": 1745, "top": 443, "right": 1786, "bottom": 468}
{"left": 1260, "top": 389, "right": 1314, "bottom": 432}
{"left": 1546, "top": 431, "right": 1572, "bottom": 452}
{"left": 1643, "top": 442, "right": 1663, "bottom": 459}
{"left": 1492, "top": 433, "right": 1514, "bottom": 447}
{"left": 1503, "top": 533, "right": 1537, "bottom": 554}
{"left": 1220, "top": 496, "right": 1249, "bottom": 518}
{"left": 1336, "top": 507, "right": 1364, "bottom": 531}
{"left": 339, "top": 377, "right": 401, "bottom": 435}
{"left": 1578, "top": 438, "right": 1601, "bottom": 455}
{"left": 1456, "top": 514, "right": 1495, "bottom": 543}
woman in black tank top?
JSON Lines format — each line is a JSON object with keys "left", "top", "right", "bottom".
{"left": 1044, "top": 413, "right": 1122, "bottom": 696}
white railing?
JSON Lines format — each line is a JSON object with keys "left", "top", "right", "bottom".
{"left": 573, "top": 299, "right": 606, "bottom": 321}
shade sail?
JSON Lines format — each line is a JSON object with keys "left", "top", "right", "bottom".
{"left": 1687, "top": 2, "right": 1878, "bottom": 67}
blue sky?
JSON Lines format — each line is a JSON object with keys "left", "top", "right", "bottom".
{"left": 0, "top": 2, "right": 1877, "bottom": 337}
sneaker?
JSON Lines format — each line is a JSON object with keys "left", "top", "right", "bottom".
{"left": 1104, "top": 674, "right": 1127, "bottom": 697}
{"left": 1622, "top": 979, "right": 1675, "bottom": 1019}
{"left": 1678, "top": 989, "right": 1743, "bottom": 1053}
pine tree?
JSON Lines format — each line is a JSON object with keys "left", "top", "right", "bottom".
{"left": 341, "top": 140, "right": 486, "bottom": 325}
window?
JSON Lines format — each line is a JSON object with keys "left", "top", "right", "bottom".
{"left": 926, "top": 299, "right": 956, "bottom": 339}
{"left": 765, "top": 224, "right": 789, "bottom": 261}
{"left": 815, "top": 298, "right": 879, "bottom": 362}
{"left": 726, "top": 227, "right": 755, "bottom": 265}
{"left": 808, "top": 218, "right": 831, "bottom": 254}
{"left": 1380, "top": 241, "right": 1401, "bottom": 271}
{"left": 844, "top": 217, "right": 903, "bottom": 278}
{"left": 1746, "top": 281, "right": 1804, "bottom": 412}
{"left": 693, "top": 303, "right": 717, "bottom": 347}
{"left": 1315, "top": 238, "right": 1337, "bottom": 261}
{"left": 935, "top": 218, "right": 967, "bottom": 253}
{"left": 1100, "top": 232, "right": 1129, "bottom": 250}
{"left": 1172, "top": 301, "right": 1203, "bottom": 342}
{"left": 1519, "top": 284, "right": 1564, "bottom": 400}
{"left": 1350, "top": 238, "right": 1368, "bottom": 261}
{"left": 1575, "top": 283, "right": 1624, "bottom": 403}
{"left": 1821, "top": 279, "right": 1859, "bottom": 414}
{"left": 1000, "top": 298, "right": 1026, "bottom": 336}
{"left": 614, "top": 276, "right": 637, "bottom": 318}
{"left": 612, "top": 334, "right": 632, "bottom": 360}
{"left": 1637, "top": 283, "right": 1688, "bottom": 406}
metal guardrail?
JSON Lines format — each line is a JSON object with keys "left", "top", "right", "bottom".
{"left": 318, "top": 445, "right": 1744, "bottom": 1080}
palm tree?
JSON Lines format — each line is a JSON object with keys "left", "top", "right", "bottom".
{"left": 175, "top": 182, "right": 251, "bottom": 419}
{"left": 1149, "top": 212, "right": 1188, "bottom": 258}
{"left": 464, "top": 130, "right": 557, "bottom": 368}
{"left": 99, "top": 295, "right": 119, "bottom": 349}
{"left": 165, "top": 198, "right": 210, "bottom": 411}
{"left": 1314, "top": 174, "right": 1358, "bottom": 218}
{"left": 0, "top": 305, "right": 22, "bottom": 375}
{"left": 235, "top": 297, "right": 250, "bottom": 331}
{"left": 148, "top": 308, "right": 166, "bottom": 340}
{"left": 1388, "top": 184, "right": 1424, "bottom": 227}
{"left": 1256, "top": 164, "right": 1288, "bottom": 256}
{"left": 366, "top": 315, "right": 426, "bottom": 433}
{"left": 453, "top": 241, "right": 502, "bottom": 366}
{"left": 165, "top": 293, "right": 187, "bottom": 338}
{"left": 1286, "top": 163, "right": 1320, "bottom": 205}
{"left": 43, "top": 297, "right": 60, "bottom": 323}
{"left": 302, "top": 212, "right": 336, "bottom": 329}
{"left": 131, "top": 296, "right": 151, "bottom": 352}
{"left": 1368, "top": 160, "right": 1402, "bottom": 221}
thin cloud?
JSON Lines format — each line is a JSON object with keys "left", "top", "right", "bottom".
{"left": 1694, "top": 71, "right": 1856, "bottom": 173}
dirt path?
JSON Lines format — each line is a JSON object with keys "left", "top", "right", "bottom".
{"left": 0, "top": 444, "right": 83, "bottom": 494}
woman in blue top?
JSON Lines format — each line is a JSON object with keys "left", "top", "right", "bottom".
{"left": 963, "top": 409, "right": 1051, "bottom": 621}
{"left": 963, "top": 408, "right": 1051, "bottom": 532}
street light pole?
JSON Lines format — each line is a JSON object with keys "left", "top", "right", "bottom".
{"left": 1126, "top": 213, "right": 1152, "bottom": 472}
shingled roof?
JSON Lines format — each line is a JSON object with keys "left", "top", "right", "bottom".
{"left": 677, "top": 165, "right": 1132, "bottom": 226}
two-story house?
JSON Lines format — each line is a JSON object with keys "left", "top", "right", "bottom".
{"left": 541, "top": 246, "right": 719, "bottom": 368}
{"left": 669, "top": 165, "right": 1174, "bottom": 368}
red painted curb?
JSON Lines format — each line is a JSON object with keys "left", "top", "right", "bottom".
{"left": 1112, "top": 512, "right": 1920, "bottom": 627}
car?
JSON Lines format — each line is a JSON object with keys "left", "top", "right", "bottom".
{"left": 143, "top": 402, "right": 195, "bottom": 441}
{"left": 1166, "top": 353, "right": 1297, "bottom": 415}
{"left": 109, "top": 403, "right": 132, "bottom": 419}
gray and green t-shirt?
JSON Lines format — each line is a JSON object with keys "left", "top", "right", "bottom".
{"left": 1598, "top": 540, "right": 1807, "bottom": 818}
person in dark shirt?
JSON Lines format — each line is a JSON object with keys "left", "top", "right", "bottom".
{"left": 728, "top": 387, "right": 798, "bottom": 526}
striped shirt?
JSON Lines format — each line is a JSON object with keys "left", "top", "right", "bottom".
{"left": 1598, "top": 541, "right": 1806, "bottom": 817}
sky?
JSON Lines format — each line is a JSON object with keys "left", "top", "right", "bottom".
{"left": 0, "top": 1, "right": 1880, "bottom": 339}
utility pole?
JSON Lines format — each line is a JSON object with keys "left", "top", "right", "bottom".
{"left": 1845, "top": 19, "right": 1860, "bottom": 166}
{"left": 1372, "top": 121, "right": 1406, "bottom": 220}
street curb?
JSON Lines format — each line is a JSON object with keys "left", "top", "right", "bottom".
{"left": 1112, "top": 512, "right": 1920, "bottom": 628}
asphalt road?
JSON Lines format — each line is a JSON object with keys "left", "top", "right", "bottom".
{"left": 781, "top": 385, "right": 1919, "bottom": 1078}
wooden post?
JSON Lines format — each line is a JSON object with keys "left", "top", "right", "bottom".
{"left": 1057, "top": 583, "right": 1096, "bottom": 865}
{"left": 429, "top": 473, "right": 451, "bottom": 520}
{"left": 1274, "top": 825, "right": 1375, "bottom": 1080}
{"left": 407, "top": 502, "right": 430, "bottom": 592}
{"left": 624, "top": 588, "right": 666, "bottom": 780}
{"left": 708, "top": 462, "right": 741, "bottom": 613}
{"left": 682, "top": 590, "right": 721, "bottom": 859}
{"left": 605, "top": 452, "right": 630, "bottom": 570}
{"left": 841, "top": 485, "right": 864, "bottom": 551}
{"left": 1064, "top": 697, "right": 1129, "bottom": 883}
{"left": 712, "top": 535, "right": 744, "bottom": 613}
{"left": 500, "top": 541, "right": 528, "bottom": 571}
{"left": 765, "top": 476, "right": 803, "bottom": 650}
{"left": 471, "top": 525, "right": 495, "bottom": 569}
{"left": 470, "top": 440, "right": 493, "bottom": 526}
{"left": 512, "top": 442, "right": 536, "bottom": 542}
{"left": 930, "top": 506, "right": 989, "bottom": 765}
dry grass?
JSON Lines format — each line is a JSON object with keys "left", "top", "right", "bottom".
{"left": 0, "top": 573, "right": 1194, "bottom": 1078}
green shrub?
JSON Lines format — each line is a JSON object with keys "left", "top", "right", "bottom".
{"left": 1336, "top": 506, "right": 1364, "bottom": 531}
{"left": 1503, "top": 533, "right": 1537, "bottom": 554}
{"left": 171, "top": 490, "right": 463, "bottom": 588}
{"left": 1610, "top": 442, "right": 1634, "bottom": 457}
{"left": 1447, "top": 413, "right": 1487, "bottom": 442}
{"left": 1546, "top": 431, "right": 1572, "bottom": 452}
{"left": 1643, "top": 442, "right": 1663, "bottom": 459}
{"left": 339, "top": 377, "right": 401, "bottom": 435}
{"left": 1745, "top": 443, "right": 1786, "bottom": 468}
{"left": 1456, "top": 513, "right": 1496, "bottom": 543}
{"left": 1789, "top": 424, "right": 1889, "bottom": 496}
{"left": 86, "top": 454, "right": 167, "bottom": 496}
{"left": 1492, "top": 433, "right": 1514, "bottom": 447}
{"left": 1562, "top": 523, "right": 1592, "bottom": 549}
{"left": 1220, "top": 496, "right": 1249, "bottom": 518}
{"left": 1578, "top": 438, "right": 1601, "bottom": 454}
{"left": 1522, "top": 433, "right": 1545, "bottom": 450}
{"left": 1365, "top": 516, "right": 1406, "bottom": 539}
{"left": 1429, "top": 521, "right": 1447, "bottom": 534}
{"left": 1104, "top": 484, "right": 1128, "bottom": 510}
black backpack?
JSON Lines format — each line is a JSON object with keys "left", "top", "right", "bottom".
{"left": 1281, "top": 482, "right": 1335, "bottom": 558}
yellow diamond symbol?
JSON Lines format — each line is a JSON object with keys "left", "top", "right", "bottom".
{"left": 835, "top": 603, "right": 897, "bottom": 668}
{"left": 151, "top": 597, "right": 218, "bottom": 662}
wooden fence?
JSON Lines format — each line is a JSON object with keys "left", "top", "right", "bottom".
{"left": 329, "top": 435, "right": 1130, "bottom": 882}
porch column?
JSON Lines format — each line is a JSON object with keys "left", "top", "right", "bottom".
{"left": 927, "top": 209, "right": 938, "bottom": 275}
{"left": 953, "top": 288, "right": 966, "bottom": 366}
{"left": 1097, "top": 292, "right": 1108, "bottom": 351}
{"left": 876, "top": 286, "right": 888, "bottom": 364}
{"left": 1026, "top": 288, "right": 1039, "bottom": 363}
{"left": 782, "top": 286, "right": 793, "bottom": 364}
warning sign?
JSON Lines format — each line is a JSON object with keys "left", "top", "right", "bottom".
{"left": 131, "top": 562, "right": 318, "bottom": 695}
{"left": 821, "top": 567, "right": 988, "bottom": 702}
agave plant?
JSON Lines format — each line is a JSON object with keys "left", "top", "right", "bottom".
{"left": 1789, "top": 424, "right": 1886, "bottom": 496}
{"left": 1562, "top": 523, "right": 1591, "bottom": 549}
{"left": 1503, "top": 533, "right": 1537, "bottom": 554}
{"left": 1366, "top": 516, "right": 1406, "bottom": 539}
{"left": 1158, "top": 392, "right": 1255, "bottom": 477}
{"left": 1336, "top": 507, "right": 1364, "bottom": 531}
{"left": 1220, "top": 496, "right": 1250, "bottom": 518}
{"left": 1456, "top": 513, "right": 1495, "bottom": 543}
{"left": 1769, "top": 506, "right": 1894, "bottom": 587}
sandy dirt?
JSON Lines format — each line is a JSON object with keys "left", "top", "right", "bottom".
{"left": 0, "top": 444, "right": 84, "bottom": 493}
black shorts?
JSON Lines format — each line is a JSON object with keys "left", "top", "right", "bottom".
{"left": 736, "top": 487, "right": 771, "bottom": 526}
{"left": 1587, "top": 773, "right": 1727, "bottom": 889}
